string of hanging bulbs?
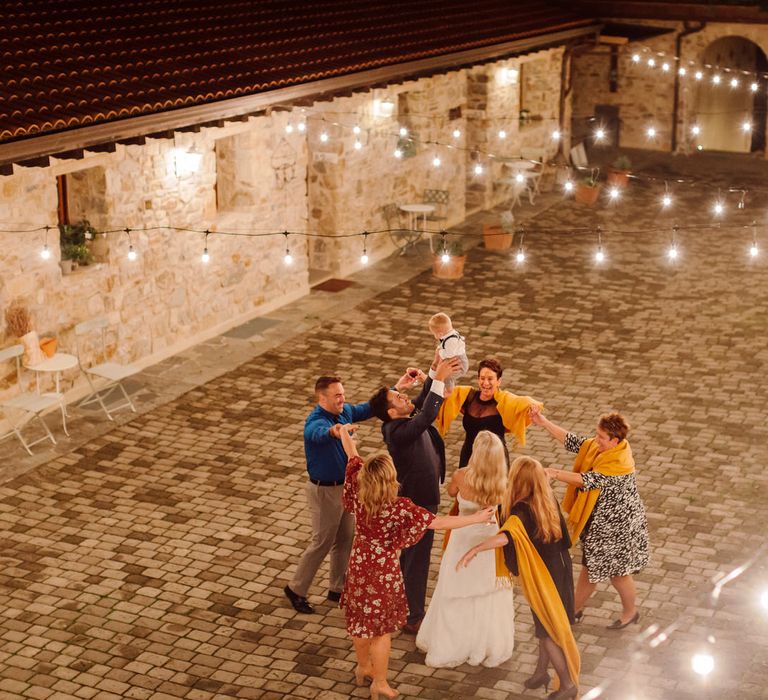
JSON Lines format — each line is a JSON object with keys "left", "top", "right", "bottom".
{"left": 7, "top": 219, "right": 761, "bottom": 268}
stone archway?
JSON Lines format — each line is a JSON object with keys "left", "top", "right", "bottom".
{"left": 694, "top": 36, "right": 768, "bottom": 153}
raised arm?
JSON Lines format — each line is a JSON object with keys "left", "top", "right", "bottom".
{"left": 429, "top": 506, "right": 496, "bottom": 530}
{"left": 339, "top": 424, "right": 359, "bottom": 459}
{"left": 545, "top": 467, "right": 584, "bottom": 487}
{"left": 529, "top": 405, "right": 568, "bottom": 445}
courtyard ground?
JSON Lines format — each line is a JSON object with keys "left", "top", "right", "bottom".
{"left": 0, "top": 150, "right": 766, "bottom": 700}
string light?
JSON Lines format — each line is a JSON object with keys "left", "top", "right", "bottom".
{"left": 713, "top": 200, "right": 725, "bottom": 217}
{"left": 662, "top": 182, "right": 672, "bottom": 209}
{"left": 515, "top": 172, "right": 525, "bottom": 184}
{"left": 297, "top": 121, "right": 306, "bottom": 132}
{"left": 594, "top": 127, "right": 606, "bottom": 142}
{"left": 319, "top": 131, "right": 329, "bottom": 142}
{"left": 668, "top": 225, "right": 679, "bottom": 261}
{"left": 201, "top": 231, "right": 210, "bottom": 264}
{"left": 647, "top": 58, "right": 656, "bottom": 68}
{"left": 452, "top": 128, "right": 461, "bottom": 139}
{"left": 515, "top": 228, "right": 525, "bottom": 264}
{"left": 751, "top": 82, "right": 759, "bottom": 92}
{"left": 283, "top": 232, "right": 292, "bottom": 265}
{"left": 695, "top": 70, "right": 703, "bottom": 80}
{"left": 360, "top": 232, "right": 369, "bottom": 265}
{"left": 691, "top": 124, "right": 701, "bottom": 136}
{"left": 439, "top": 232, "right": 450, "bottom": 263}
{"left": 608, "top": 186, "right": 620, "bottom": 201}
{"left": 473, "top": 163, "right": 484, "bottom": 175}
{"left": 353, "top": 125, "right": 361, "bottom": 135}
{"left": 742, "top": 121, "right": 752, "bottom": 133}
{"left": 127, "top": 245, "right": 137, "bottom": 261}
{"left": 632, "top": 53, "right": 641, "bottom": 63}
{"left": 679, "top": 67, "right": 687, "bottom": 76}
{"left": 40, "top": 244, "right": 51, "bottom": 260}
{"left": 354, "top": 139, "right": 362, "bottom": 150}
{"left": 691, "top": 653, "right": 715, "bottom": 677}
{"left": 399, "top": 126, "right": 408, "bottom": 137}
{"left": 563, "top": 180, "right": 574, "bottom": 194}
{"left": 498, "top": 129, "right": 507, "bottom": 139}
{"left": 393, "top": 148, "right": 403, "bottom": 159}
{"left": 750, "top": 221, "right": 759, "bottom": 258}
{"left": 432, "top": 155, "right": 441, "bottom": 168}
{"left": 712, "top": 74, "right": 722, "bottom": 85}
{"left": 285, "top": 122, "right": 294, "bottom": 134}
{"left": 594, "top": 226, "right": 605, "bottom": 263}
{"left": 551, "top": 129, "right": 561, "bottom": 141}
{"left": 646, "top": 126, "right": 657, "bottom": 139}
{"left": 662, "top": 62, "right": 670, "bottom": 72}
{"left": 730, "top": 77, "right": 739, "bottom": 88}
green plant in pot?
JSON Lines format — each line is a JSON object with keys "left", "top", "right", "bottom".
{"left": 575, "top": 169, "right": 601, "bottom": 205}
{"left": 483, "top": 209, "right": 515, "bottom": 251}
{"left": 608, "top": 155, "right": 632, "bottom": 188}
{"left": 59, "top": 220, "right": 95, "bottom": 271}
{"left": 432, "top": 234, "right": 466, "bottom": 279}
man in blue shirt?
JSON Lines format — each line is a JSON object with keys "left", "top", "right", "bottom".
{"left": 284, "top": 375, "right": 372, "bottom": 614}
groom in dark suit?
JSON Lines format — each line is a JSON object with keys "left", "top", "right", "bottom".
{"left": 369, "top": 356, "right": 460, "bottom": 633}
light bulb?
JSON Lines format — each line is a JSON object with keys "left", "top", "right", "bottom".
{"left": 399, "top": 126, "right": 408, "bottom": 137}
{"left": 285, "top": 123, "right": 294, "bottom": 134}
{"left": 608, "top": 187, "right": 620, "bottom": 200}
{"left": 516, "top": 250, "right": 525, "bottom": 263}
{"left": 394, "top": 148, "right": 403, "bottom": 159}
{"left": 354, "top": 139, "right": 362, "bottom": 150}
{"left": 594, "top": 128, "right": 606, "bottom": 141}
{"left": 760, "top": 589, "right": 768, "bottom": 607}
{"left": 452, "top": 128, "right": 461, "bottom": 138}
{"left": 742, "top": 121, "right": 752, "bottom": 133}
{"left": 691, "top": 653, "right": 714, "bottom": 677}
{"left": 751, "top": 82, "right": 759, "bottom": 92}
{"left": 632, "top": 53, "right": 641, "bottom": 63}
{"left": 730, "top": 77, "right": 739, "bottom": 88}
{"left": 284, "top": 252, "right": 293, "bottom": 265}
{"left": 297, "top": 122, "right": 306, "bottom": 132}
{"left": 201, "top": 247, "right": 210, "bottom": 264}
{"left": 40, "top": 244, "right": 51, "bottom": 260}
{"left": 564, "top": 181, "right": 574, "bottom": 193}
{"left": 515, "top": 172, "right": 525, "bottom": 183}
{"left": 691, "top": 125, "right": 701, "bottom": 136}
{"left": 595, "top": 248, "right": 605, "bottom": 263}
{"left": 712, "top": 74, "right": 721, "bottom": 85}
{"left": 679, "top": 67, "right": 687, "bottom": 76}
{"left": 750, "top": 243, "right": 759, "bottom": 258}
{"left": 695, "top": 70, "right": 703, "bottom": 80}
{"left": 662, "top": 194, "right": 672, "bottom": 208}
{"left": 498, "top": 129, "right": 507, "bottom": 139}
{"left": 713, "top": 202, "right": 724, "bottom": 216}
{"left": 647, "top": 58, "right": 656, "bottom": 67}
{"left": 662, "top": 62, "right": 670, "bottom": 72}
{"left": 441, "top": 252, "right": 450, "bottom": 263}
{"left": 552, "top": 129, "right": 561, "bottom": 141}
{"left": 127, "top": 245, "right": 137, "bottom": 261}
{"left": 353, "top": 125, "right": 361, "bottom": 135}
{"left": 647, "top": 126, "right": 657, "bottom": 138}
{"left": 432, "top": 156, "right": 441, "bottom": 168}
{"left": 320, "top": 131, "right": 329, "bottom": 142}
{"left": 361, "top": 253, "right": 369, "bottom": 265}
{"left": 668, "top": 245, "right": 678, "bottom": 260}
{"left": 474, "top": 164, "right": 483, "bottom": 175}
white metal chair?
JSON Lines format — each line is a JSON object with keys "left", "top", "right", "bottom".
{"left": 75, "top": 317, "right": 138, "bottom": 421}
{"left": 0, "top": 344, "right": 60, "bottom": 455}
{"left": 520, "top": 148, "right": 546, "bottom": 204}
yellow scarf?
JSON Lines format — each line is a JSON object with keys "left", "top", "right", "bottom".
{"left": 436, "top": 386, "right": 542, "bottom": 446}
{"left": 497, "top": 515, "right": 580, "bottom": 688}
{"left": 561, "top": 438, "right": 635, "bottom": 542}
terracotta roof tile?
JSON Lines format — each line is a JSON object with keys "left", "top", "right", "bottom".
{"left": 0, "top": 0, "right": 592, "bottom": 144}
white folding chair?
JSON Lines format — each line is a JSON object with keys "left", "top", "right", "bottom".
{"left": 0, "top": 345, "right": 59, "bottom": 455}
{"left": 520, "top": 148, "right": 546, "bottom": 204}
{"left": 75, "top": 317, "right": 138, "bottom": 421}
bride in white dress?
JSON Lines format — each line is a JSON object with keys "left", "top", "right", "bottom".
{"left": 416, "top": 431, "right": 515, "bottom": 667}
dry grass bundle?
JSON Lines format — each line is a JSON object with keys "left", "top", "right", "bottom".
{"left": 4, "top": 299, "right": 33, "bottom": 337}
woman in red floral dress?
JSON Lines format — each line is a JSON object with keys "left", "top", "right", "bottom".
{"left": 340, "top": 427, "right": 494, "bottom": 699}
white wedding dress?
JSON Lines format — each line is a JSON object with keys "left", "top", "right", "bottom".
{"left": 416, "top": 493, "right": 515, "bottom": 668}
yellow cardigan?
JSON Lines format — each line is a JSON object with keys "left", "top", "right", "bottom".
{"left": 561, "top": 438, "right": 635, "bottom": 542}
{"left": 436, "top": 386, "right": 542, "bottom": 446}
{"left": 497, "top": 515, "right": 580, "bottom": 689}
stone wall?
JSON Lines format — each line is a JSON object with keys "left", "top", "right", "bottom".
{"left": 0, "top": 47, "right": 566, "bottom": 411}
{"left": 572, "top": 20, "right": 768, "bottom": 155}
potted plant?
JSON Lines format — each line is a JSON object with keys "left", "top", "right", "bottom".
{"left": 483, "top": 209, "right": 515, "bottom": 251}
{"left": 432, "top": 236, "right": 466, "bottom": 279}
{"left": 607, "top": 155, "right": 632, "bottom": 188}
{"left": 4, "top": 299, "right": 45, "bottom": 366}
{"left": 59, "top": 220, "right": 95, "bottom": 273}
{"left": 575, "top": 169, "right": 601, "bottom": 205}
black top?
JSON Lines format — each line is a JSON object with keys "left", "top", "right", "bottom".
{"left": 459, "top": 389, "right": 507, "bottom": 467}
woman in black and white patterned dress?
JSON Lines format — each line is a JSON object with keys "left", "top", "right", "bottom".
{"left": 529, "top": 408, "right": 649, "bottom": 630}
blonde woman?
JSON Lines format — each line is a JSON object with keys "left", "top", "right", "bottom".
{"left": 415, "top": 430, "right": 515, "bottom": 667}
{"left": 458, "top": 457, "right": 579, "bottom": 700}
{"left": 339, "top": 426, "right": 494, "bottom": 700}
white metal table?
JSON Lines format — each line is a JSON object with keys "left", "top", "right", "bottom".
{"left": 28, "top": 352, "right": 78, "bottom": 436}
{"left": 399, "top": 203, "right": 436, "bottom": 233}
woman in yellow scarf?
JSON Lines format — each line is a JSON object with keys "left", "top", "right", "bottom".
{"left": 457, "top": 456, "right": 579, "bottom": 700}
{"left": 530, "top": 408, "right": 649, "bottom": 630}
{"left": 435, "top": 357, "right": 542, "bottom": 467}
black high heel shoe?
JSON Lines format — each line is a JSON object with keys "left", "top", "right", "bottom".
{"left": 547, "top": 685, "right": 578, "bottom": 700}
{"left": 523, "top": 670, "right": 551, "bottom": 691}
{"left": 573, "top": 609, "right": 584, "bottom": 624}
{"left": 606, "top": 611, "right": 640, "bottom": 630}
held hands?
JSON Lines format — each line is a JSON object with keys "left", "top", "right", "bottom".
{"left": 396, "top": 366, "right": 426, "bottom": 391}
{"left": 528, "top": 404, "right": 544, "bottom": 425}
{"left": 544, "top": 467, "right": 558, "bottom": 483}
{"left": 472, "top": 506, "right": 497, "bottom": 525}
{"left": 338, "top": 424, "right": 359, "bottom": 458}
{"left": 456, "top": 547, "right": 478, "bottom": 571}
{"left": 330, "top": 423, "right": 358, "bottom": 439}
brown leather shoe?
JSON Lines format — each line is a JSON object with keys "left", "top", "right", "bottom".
{"left": 400, "top": 620, "right": 421, "bottom": 635}
{"left": 284, "top": 585, "right": 315, "bottom": 614}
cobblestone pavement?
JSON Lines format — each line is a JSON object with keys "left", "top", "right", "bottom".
{"left": 1, "top": 151, "right": 767, "bottom": 700}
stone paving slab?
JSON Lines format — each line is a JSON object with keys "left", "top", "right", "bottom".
{"left": 1, "top": 152, "right": 767, "bottom": 699}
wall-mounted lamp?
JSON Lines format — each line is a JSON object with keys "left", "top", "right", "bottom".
{"left": 173, "top": 145, "right": 203, "bottom": 177}
{"left": 374, "top": 98, "right": 395, "bottom": 118}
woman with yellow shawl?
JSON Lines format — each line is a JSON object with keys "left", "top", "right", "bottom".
{"left": 457, "top": 456, "right": 579, "bottom": 700}
{"left": 530, "top": 408, "right": 649, "bottom": 630}
{"left": 435, "top": 357, "right": 542, "bottom": 467}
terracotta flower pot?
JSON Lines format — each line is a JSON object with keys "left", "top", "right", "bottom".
{"left": 607, "top": 169, "right": 630, "bottom": 188}
{"left": 575, "top": 183, "right": 601, "bottom": 205}
{"left": 432, "top": 254, "right": 466, "bottom": 280}
{"left": 39, "top": 337, "right": 57, "bottom": 358}
{"left": 483, "top": 224, "right": 513, "bottom": 251}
